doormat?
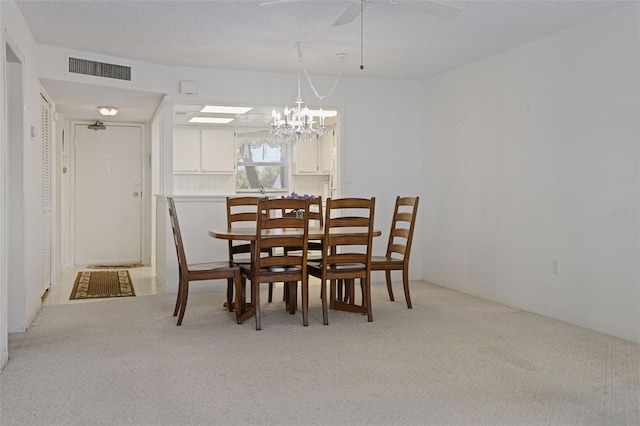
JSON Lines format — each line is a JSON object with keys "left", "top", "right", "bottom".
{"left": 70, "top": 270, "right": 136, "bottom": 300}
{"left": 87, "top": 263, "right": 144, "bottom": 269}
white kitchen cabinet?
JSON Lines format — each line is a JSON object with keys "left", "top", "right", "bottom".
{"left": 317, "top": 129, "right": 334, "bottom": 174}
{"left": 173, "top": 128, "right": 200, "bottom": 172}
{"left": 201, "top": 129, "right": 236, "bottom": 172}
{"left": 292, "top": 129, "right": 334, "bottom": 174}
{"left": 173, "top": 127, "right": 236, "bottom": 174}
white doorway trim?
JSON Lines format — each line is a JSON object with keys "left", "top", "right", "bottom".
{"left": 3, "top": 31, "right": 27, "bottom": 337}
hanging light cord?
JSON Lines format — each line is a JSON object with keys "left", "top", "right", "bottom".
{"left": 298, "top": 43, "right": 345, "bottom": 101}
{"left": 360, "top": 0, "right": 364, "bottom": 70}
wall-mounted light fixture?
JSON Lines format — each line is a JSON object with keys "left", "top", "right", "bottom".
{"left": 88, "top": 121, "right": 106, "bottom": 130}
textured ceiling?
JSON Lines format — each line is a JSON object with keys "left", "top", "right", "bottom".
{"left": 17, "top": 0, "right": 636, "bottom": 121}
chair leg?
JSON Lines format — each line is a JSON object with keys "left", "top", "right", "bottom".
{"left": 301, "top": 279, "right": 309, "bottom": 326}
{"left": 329, "top": 279, "right": 336, "bottom": 309}
{"left": 226, "top": 278, "right": 234, "bottom": 312}
{"left": 385, "top": 270, "right": 395, "bottom": 301}
{"left": 268, "top": 283, "right": 273, "bottom": 303}
{"left": 364, "top": 278, "right": 373, "bottom": 322}
{"left": 173, "top": 276, "right": 183, "bottom": 317}
{"left": 254, "top": 281, "right": 262, "bottom": 331}
{"left": 234, "top": 274, "right": 244, "bottom": 324}
{"left": 402, "top": 267, "right": 412, "bottom": 309}
{"left": 321, "top": 279, "right": 329, "bottom": 325}
{"left": 287, "top": 282, "right": 298, "bottom": 314}
{"left": 176, "top": 281, "right": 189, "bottom": 326}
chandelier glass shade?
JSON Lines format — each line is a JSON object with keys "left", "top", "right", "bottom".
{"left": 270, "top": 43, "right": 343, "bottom": 142}
{"left": 270, "top": 95, "right": 326, "bottom": 142}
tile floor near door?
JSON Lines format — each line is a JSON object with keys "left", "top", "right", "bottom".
{"left": 42, "top": 266, "right": 164, "bottom": 306}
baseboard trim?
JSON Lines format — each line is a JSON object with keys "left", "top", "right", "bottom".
{"left": 423, "top": 277, "right": 639, "bottom": 344}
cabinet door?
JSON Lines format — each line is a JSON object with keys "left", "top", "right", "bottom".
{"left": 173, "top": 128, "right": 200, "bottom": 172}
{"left": 201, "top": 129, "right": 236, "bottom": 173}
{"left": 317, "top": 130, "right": 334, "bottom": 174}
{"left": 295, "top": 138, "right": 319, "bottom": 173}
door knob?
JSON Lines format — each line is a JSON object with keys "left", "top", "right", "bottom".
{"left": 133, "top": 192, "right": 139, "bottom": 197}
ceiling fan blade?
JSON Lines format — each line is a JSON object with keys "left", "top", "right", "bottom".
{"left": 258, "top": 0, "right": 305, "bottom": 6}
{"left": 332, "top": 2, "right": 367, "bottom": 27}
{"left": 398, "top": 1, "right": 462, "bottom": 19}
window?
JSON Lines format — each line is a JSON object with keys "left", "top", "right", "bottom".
{"left": 236, "top": 131, "right": 288, "bottom": 193}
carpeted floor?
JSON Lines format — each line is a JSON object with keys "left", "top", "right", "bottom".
{"left": 1, "top": 281, "right": 639, "bottom": 425}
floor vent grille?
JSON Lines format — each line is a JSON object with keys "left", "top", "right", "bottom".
{"left": 69, "top": 57, "right": 131, "bottom": 81}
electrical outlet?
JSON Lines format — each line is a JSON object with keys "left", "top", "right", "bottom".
{"left": 552, "top": 258, "right": 559, "bottom": 275}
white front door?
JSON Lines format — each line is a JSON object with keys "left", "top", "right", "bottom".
{"left": 73, "top": 124, "right": 143, "bottom": 265}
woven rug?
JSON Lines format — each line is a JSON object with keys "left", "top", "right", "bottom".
{"left": 69, "top": 270, "right": 135, "bottom": 300}
{"left": 87, "top": 263, "right": 144, "bottom": 269}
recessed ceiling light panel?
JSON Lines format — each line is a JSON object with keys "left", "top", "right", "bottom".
{"left": 188, "top": 117, "right": 234, "bottom": 124}
{"left": 200, "top": 105, "right": 253, "bottom": 114}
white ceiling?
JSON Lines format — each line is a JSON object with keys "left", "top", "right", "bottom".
{"left": 17, "top": 0, "right": 635, "bottom": 122}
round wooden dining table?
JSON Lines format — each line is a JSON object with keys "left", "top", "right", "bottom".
{"left": 209, "top": 226, "right": 381, "bottom": 241}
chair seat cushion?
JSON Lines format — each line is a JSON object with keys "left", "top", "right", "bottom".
{"left": 240, "top": 265, "right": 302, "bottom": 273}
{"left": 308, "top": 262, "right": 366, "bottom": 274}
{"left": 188, "top": 261, "right": 235, "bottom": 272}
{"left": 231, "top": 256, "right": 252, "bottom": 265}
{"left": 370, "top": 255, "right": 403, "bottom": 262}
{"left": 286, "top": 250, "right": 323, "bottom": 261}
{"left": 268, "top": 266, "right": 301, "bottom": 272}
{"left": 370, "top": 255, "right": 404, "bottom": 269}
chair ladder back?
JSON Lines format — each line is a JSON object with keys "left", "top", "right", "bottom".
{"left": 167, "top": 197, "right": 188, "bottom": 273}
{"left": 385, "top": 196, "right": 419, "bottom": 260}
{"left": 226, "top": 196, "right": 264, "bottom": 261}
{"left": 280, "top": 196, "right": 323, "bottom": 226}
{"left": 255, "top": 198, "right": 310, "bottom": 271}
{"left": 323, "top": 197, "right": 376, "bottom": 270}
{"left": 312, "top": 196, "right": 324, "bottom": 227}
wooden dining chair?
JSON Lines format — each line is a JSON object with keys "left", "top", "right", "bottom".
{"left": 226, "top": 196, "right": 275, "bottom": 303}
{"left": 281, "top": 196, "right": 323, "bottom": 305}
{"left": 370, "top": 196, "right": 419, "bottom": 309}
{"left": 239, "top": 197, "right": 310, "bottom": 330}
{"left": 308, "top": 197, "right": 376, "bottom": 325}
{"left": 167, "top": 197, "right": 240, "bottom": 326}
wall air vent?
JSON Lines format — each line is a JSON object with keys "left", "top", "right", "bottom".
{"left": 69, "top": 57, "right": 131, "bottom": 81}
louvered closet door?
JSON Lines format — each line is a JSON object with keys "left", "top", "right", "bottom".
{"left": 40, "top": 94, "right": 52, "bottom": 294}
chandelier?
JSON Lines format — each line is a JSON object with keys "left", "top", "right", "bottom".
{"left": 270, "top": 43, "right": 345, "bottom": 142}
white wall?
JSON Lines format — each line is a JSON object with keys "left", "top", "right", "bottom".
{"left": 6, "top": 48, "right": 25, "bottom": 333}
{"left": 36, "top": 44, "right": 425, "bottom": 288}
{"left": 421, "top": 5, "right": 640, "bottom": 343}
{"left": 1, "top": 0, "right": 47, "bottom": 333}
{"left": 0, "top": 0, "right": 7, "bottom": 370}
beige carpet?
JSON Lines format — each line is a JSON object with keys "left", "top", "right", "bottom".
{"left": 2, "top": 281, "right": 639, "bottom": 425}
{"left": 69, "top": 270, "right": 135, "bottom": 300}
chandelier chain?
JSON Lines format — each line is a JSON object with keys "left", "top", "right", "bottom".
{"left": 270, "top": 43, "right": 344, "bottom": 141}
{"left": 298, "top": 43, "right": 344, "bottom": 101}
